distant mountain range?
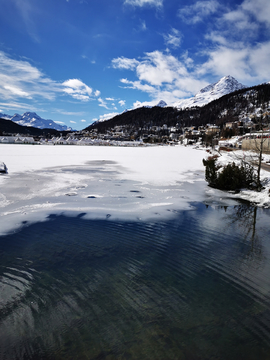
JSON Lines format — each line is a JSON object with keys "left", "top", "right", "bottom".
{"left": 0, "top": 118, "right": 71, "bottom": 137}
{"left": 0, "top": 112, "right": 74, "bottom": 131}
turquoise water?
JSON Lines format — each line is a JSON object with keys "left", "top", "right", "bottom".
{"left": 0, "top": 203, "right": 270, "bottom": 359}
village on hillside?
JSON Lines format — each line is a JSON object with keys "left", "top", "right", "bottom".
{"left": 1, "top": 116, "right": 270, "bottom": 153}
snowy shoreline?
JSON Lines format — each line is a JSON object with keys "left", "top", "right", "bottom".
{"left": 211, "top": 147, "right": 270, "bottom": 207}
{"left": 0, "top": 144, "right": 269, "bottom": 236}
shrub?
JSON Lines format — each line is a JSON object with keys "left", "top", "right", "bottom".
{"left": 203, "top": 157, "right": 255, "bottom": 191}
{"left": 202, "top": 155, "right": 220, "bottom": 187}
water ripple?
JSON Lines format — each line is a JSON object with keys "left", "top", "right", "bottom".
{"left": 0, "top": 205, "right": 270, "bottom": 359}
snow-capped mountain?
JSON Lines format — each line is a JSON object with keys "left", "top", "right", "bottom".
{"left": 0, "top": 113, "right": 12, "bottom": 120}
{"left": 0, "top": 112, "right": 73, "bottom": 131}
{"left": 174, "top": 75, "right": 246, "bottom": 109}
{"left": 156, "top": 100, "right": 167, "bottom": 108}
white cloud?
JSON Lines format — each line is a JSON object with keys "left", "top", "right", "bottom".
{"left": 124, "top": 0, "right": 163, "bottom": 7}
{"left": 178, "top": 0, "right": 220, "bottom": 24}
{"left": 0, "top": 51, "right": 59, "bottom": 101}
{"left": 133, "top": 100, "right": 158, "bottom": 108}
{"left": 12, "top": 0, "right": 40, "bottom": 43}
{"left": 62, "top": 79, "right": 93, "bottom": 101}
{"left": 197, "top": 0, "right": 270, "bottom": 84}
{"left": 137, "top": 51, "right": 188, "bottom": 86}
{"left": 223, "top": 9, "right": 256, "bottom": 30}
{"left": 241, "top": 0, "right": 270, "bottom": 27}
{"left": 94, "top": 90, "right": 101, "bottom": 97}
{"left": 181, "top": 51, "right": 194, "bottom": 69}
{"left": 221, "top": 7, "right": 259, "bottom": 36}
{"left": 98, "top": 98, "right": 109, "bottom": 109}
{"left": 0, "top": 51, "right": 98, "bottom": 107}
{"left": 81, "top": 119, "right": 86, "bottom": 122}
{"left": 163, "top": 29, "right": 182, "bottom": 49}
{"left": 96, "top": 112, "right": 119, "bottom": 122}
{"left": 120, "top": 78, "right": 156, "bottom": 93}
{"left": 70, "top": 120, "right": 77, "bottom": 124}
{"left": 0, "top": 101, "right": 41, "bottom": 112}
{"left": 4, "top": 85, "right": 31, "bottom": 98}
{"left": 140, "top": 20, "right": 147, "bottom": 31}
{"left": 54, "top": 109, "right": 85, "bottom": 116}
{"left": 199, "top": 40, "right": 270, "bottom": 84}
{"left": 112, "top": 57, "right": 139, "bottom": 70}
{"left": 213, "top": 0, "right": 270, "bottom": 39}
{"left": 114, "top": 51, "right": 208, "bottom": 106}
{"left": 106, "top": 97, "right": 115, "bottom": 101}
{"left": 119, "top": 100, "right": 126, "bottom": 107}
{"left": 199, "top": 45, "right": 250, "bottom": 79}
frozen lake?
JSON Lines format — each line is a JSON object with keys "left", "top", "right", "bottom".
{"left": 0, "top": 144, "right": 243, "bottom": 235}
{"left": 1, "top": 145, "right": 270, "bottom": 359}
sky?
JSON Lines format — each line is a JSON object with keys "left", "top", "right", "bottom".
{"left": 0, "top": 0, "right": 269, "bottom": 130}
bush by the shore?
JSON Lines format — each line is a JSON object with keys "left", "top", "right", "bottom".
{"left": 203, "top": 155, "right": 255, "bottom": 191}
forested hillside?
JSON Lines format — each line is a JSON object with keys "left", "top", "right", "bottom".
{"left": 85, "top": 83, "right": 270, "bottom": 133}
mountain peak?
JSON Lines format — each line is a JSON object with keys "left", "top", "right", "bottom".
{"left": 175, "top": 75, "right": 246, "bottom": 109}
{"left": 22, "top": 112, "right": 41, "bottom": 118}
{"left": 198, "top": 75, "right": 245, "bottom": 96}
{"left": 156, "top": 100, "right": 167, "bottom": 108}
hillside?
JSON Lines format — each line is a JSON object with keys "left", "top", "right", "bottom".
{"left": 85, "top": 83, "right": 270, "bottom": 133}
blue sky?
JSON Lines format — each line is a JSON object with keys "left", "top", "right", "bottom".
{"left": 0, "top": 0, "right": 269, "bottom": 130}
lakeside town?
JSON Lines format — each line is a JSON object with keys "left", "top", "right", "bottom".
{"left": 1, "top": 118, "right": 270, "bottom": 153}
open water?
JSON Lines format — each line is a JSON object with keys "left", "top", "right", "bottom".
{"left": 0, "top": 203, "right": 270, "bottom": 360}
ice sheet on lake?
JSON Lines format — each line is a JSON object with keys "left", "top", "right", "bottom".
{"left": 0, "top": 144, "right": 260, "bottom": 235}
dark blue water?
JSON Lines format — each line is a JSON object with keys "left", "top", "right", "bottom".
{"left": 0, "top": 203, "right": 270, "bottom": 360}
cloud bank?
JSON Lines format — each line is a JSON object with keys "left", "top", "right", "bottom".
{"left": 0, "top": 51, "right": 101, "bottom": 110}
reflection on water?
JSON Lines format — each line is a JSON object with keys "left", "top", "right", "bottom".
{"left": 0, "top": 204, "right": 270, "bottom": 360}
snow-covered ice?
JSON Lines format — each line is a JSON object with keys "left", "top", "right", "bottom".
{"left": 0, "top": 144, "right": 269, "bottom": 235}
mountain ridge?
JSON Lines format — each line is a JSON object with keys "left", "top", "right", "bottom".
{"left": 92, "top": 76, "right": 247, "bottom": 126}
{"left": 85, "top": 82, "right": 270, "bottom": 133}
{"left": 0, "top": 111, "right": 74, "bottom": 131}
{"left": 0, "top": 118, "right": 72, "bottom": 137}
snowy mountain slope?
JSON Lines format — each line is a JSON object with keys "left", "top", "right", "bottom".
{"left": 0, "top": 113, "right": 12, "bottom": 120}
{"left": 174, "top": 75, "right": 246, "bottom": 109}
{"left": 0, "top": 112, "right": 73, "bottom": 131}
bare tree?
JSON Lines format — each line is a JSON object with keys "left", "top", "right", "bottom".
{"left": 253, "top": 115, "right": 269, "bottom": 190}
{"left": 231, "top": 115, "right": 269, "bottom": 190}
